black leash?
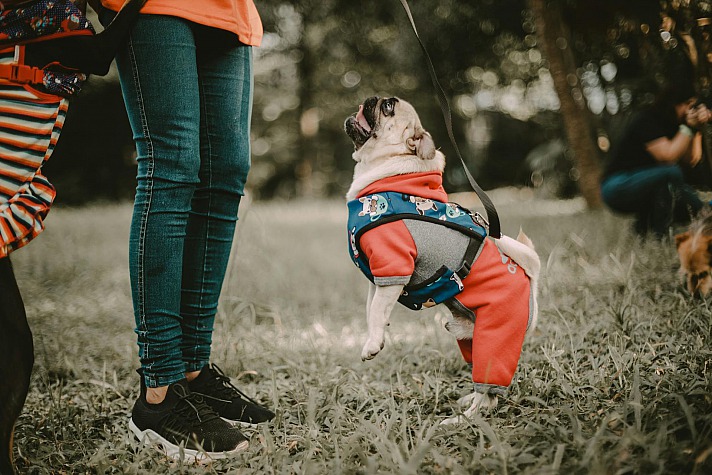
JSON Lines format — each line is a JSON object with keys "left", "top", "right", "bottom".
{"left": 398, "top": 0, "right": 502, "bottom": 239}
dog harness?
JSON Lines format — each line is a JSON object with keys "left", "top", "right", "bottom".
{"left": 348, "top": 172, "right": 533, "bottom": 394}
{"left": 347, "top": 190, "right": 487, "bottom": 310}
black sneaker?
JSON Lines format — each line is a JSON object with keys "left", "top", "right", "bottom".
{"left": 129, "top": 378, "right": 249, "bottom": 461}
{"left": 188, "top": 364, "right": 275, "bottom": 424}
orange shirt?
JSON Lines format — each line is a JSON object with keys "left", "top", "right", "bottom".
{"left": 100, "top": 0, "right": 263, "bottom": 46}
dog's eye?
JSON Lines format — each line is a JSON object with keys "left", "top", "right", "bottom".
{"left": 381, "top": 98, "right": 398, "bottom": 116}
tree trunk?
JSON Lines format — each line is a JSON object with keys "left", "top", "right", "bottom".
{"left": 296, "top": 33, "right": 316, "bottom": 199}
{"left": 528, "top": 0, "right": 603, "bottom": 208}
{"left": 688, "top": 14, "right": 712, "bottom": 181}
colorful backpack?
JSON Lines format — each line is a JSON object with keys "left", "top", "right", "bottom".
{"left": 0, "top": 0, "right": 96, "bottom": 96}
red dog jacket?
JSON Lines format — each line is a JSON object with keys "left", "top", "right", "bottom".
{"left": 356, "top": 172, "right": 533, "bottom": 394}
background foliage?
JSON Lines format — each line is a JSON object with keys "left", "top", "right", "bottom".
{"left": 44, "top": 0, "right": 712, "bottom": 203}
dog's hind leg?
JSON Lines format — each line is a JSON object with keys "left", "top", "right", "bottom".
{"left": 440, "top": 392, "right": 498, "bottom": 425}
{"left": 0, "top": 257, "right": 34, "bottom": 475}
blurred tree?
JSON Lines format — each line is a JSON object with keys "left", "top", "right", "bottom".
{"left": 528, "top": 0, "right": 603, "bottom": 208}
{"left": 253, "top": 0, "right": 413, "bottom": 199}
{"left": 251, "top": 0, "right": 676, "bottom": 203}
{"left": 252, "top": 0, "right": 538, "bottom": 199}
{"left": 41, "top": 0, "right": 712, "bottom": 204}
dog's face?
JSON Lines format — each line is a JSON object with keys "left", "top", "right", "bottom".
{"left": 344, "top": 96, "right": 386, "bottom": 150}
{"left": 343, "top": 96, "right": 437, "bottom": 163}
{"left": 676, "top": 231, "right": 712, "bottom": 296}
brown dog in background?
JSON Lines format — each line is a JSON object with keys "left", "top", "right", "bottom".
{"left": 675, "top": 210, "right": 712, "bottom": 297}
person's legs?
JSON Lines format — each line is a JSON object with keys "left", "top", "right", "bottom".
{"left": 113, "top": 15, "right": 202, "bottom": 391}
{"left": 110, "top": 13, "right": 250, "bottom": 458}
{"left": 601, "top": 165, "right": 702, "bottom": 237}
{"left": 644, "top": 169, "right": 703, "bottom": 236}
{"left": 649, "top": 182, "right": 676, "bottom": 238}
{"left": 672, "top": 182, "right": 704, "bottom": 223}
{"left": 180, "top": 27, "right": 253, "bottom": 374}
{"left": 601, "top": 165, "right": 682, "bottom": 212}
{"left": 175, "top": 29, "right": 274, "bottom": 424}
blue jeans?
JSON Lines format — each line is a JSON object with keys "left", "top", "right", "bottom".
{"left": 104, "top": 12, "right": 253, "bottom": 387}
{"left": 601, "top": 165, "right": 703, "bottom": 237}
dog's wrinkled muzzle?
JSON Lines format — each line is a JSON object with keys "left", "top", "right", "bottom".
{"left": 344, "top": 96, "right": 380, "bottom": 150}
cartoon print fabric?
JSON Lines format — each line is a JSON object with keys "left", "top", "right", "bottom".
{"left": 0, "top": 0, "right": 94, "bottom": 96}
{"left": 347, "top": 173, "right": 487, "bottom": 311}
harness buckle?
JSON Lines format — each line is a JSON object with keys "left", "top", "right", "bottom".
{"left": 0, "top": 63, "right": 45, "bottom": 84}
{"left": 14, "top": 64, "right": 44, "bottom": 84}
{"left": 473, "top": 212, "right": 489, "bottom": 229}
{"left": 461, "top": 260, "right": 472, "bottom": 275}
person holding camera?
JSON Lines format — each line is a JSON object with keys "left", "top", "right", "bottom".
{"left": 601, "top": 84, "right": 711, "bottom": 238}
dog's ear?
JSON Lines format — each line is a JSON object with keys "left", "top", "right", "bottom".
{"left": 675, "top": 231, "right": 691, "bottom": 248}
{"left": 407, "top": 127, "right": 436, "bottom": 160}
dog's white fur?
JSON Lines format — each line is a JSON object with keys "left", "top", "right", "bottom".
{"left": 348, "top": 98, "right": 540, "bottom": 422}
{"left": 346, "top": 100, "right": 444, "bottom": 201}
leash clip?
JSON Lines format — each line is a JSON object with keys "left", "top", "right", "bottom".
{"left": 456, "top": 258, "right": 472, "bottom": 281}
{"left": 473, "top": 212, "right": 489, "bottom": 230}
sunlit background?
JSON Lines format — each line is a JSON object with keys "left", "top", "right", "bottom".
{"left": 45, "top": 0, "right": 712, "bottom": 204}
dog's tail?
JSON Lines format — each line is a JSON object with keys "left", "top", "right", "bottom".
{"left": 496, "top": 229, "right": 540, "bottom": 279}
{"left": 495, "top": 229, "right": 540, "bottom": 332}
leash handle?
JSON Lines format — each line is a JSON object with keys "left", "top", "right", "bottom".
{"left": 398, "top": 0, "right": 502, "bottom": 239}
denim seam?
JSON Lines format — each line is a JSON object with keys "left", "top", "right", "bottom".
{"left": 128, "top": 35, "right": 157, "bottom": 388}
{"left": 194, "top": 76, "right": 212, "bottom": 370}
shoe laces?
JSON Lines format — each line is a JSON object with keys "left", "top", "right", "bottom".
{"left": 165, "top": 384, "right": 220, "bottom": 434}
{"left": 205, "top": 364, "right": 259, "bottom": 404}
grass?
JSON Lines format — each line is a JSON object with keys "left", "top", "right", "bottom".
{"left": 9, "top": 191, "right": 712, "bottom": 474}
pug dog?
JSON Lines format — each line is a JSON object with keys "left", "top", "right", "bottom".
{"left": 344, "top": 96, "right": 540, "bottom": 423}
{"left": 676, "top": 209, "right": 712, "bottom": 297}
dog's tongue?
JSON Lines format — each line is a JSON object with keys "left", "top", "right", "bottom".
{"left": 356, "top": 105, "right": 372, "bottom": 133}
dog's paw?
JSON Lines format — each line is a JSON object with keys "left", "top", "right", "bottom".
{"left": 440, "top": 392, "right": 498, "bottom": 425}
{"left": 440, "top": 414, "right": 466, "bottom": 425}
{"left": 456, "top": 392, "right": 479, "bottom": 406}
{"left": 361, "top": 339, "right": 384, "bottom": 361}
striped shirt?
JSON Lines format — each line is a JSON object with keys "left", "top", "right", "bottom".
{"left": 0, "top": 46, "right": 67, "bottom": 258}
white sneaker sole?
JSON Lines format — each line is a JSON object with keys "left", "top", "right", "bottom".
{"left": 129, "top": 418, "right": 249, "bottom": 462}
